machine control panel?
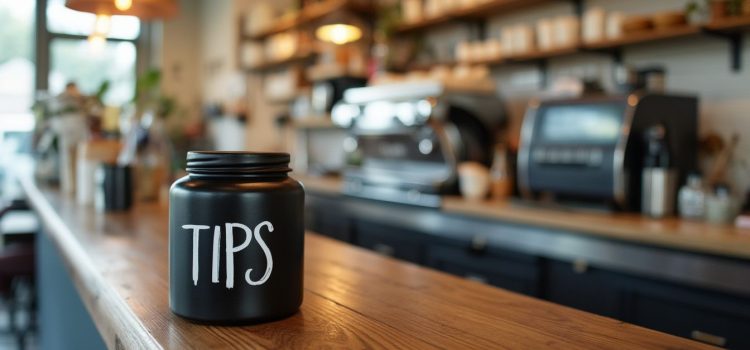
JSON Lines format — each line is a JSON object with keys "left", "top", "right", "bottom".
{"left": 531, "top": 147, "right": 605, "bottom": 167}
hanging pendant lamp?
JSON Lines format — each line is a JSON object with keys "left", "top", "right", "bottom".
{"left": 314, "top": 11, "right": 365, "bottom": 46}
{"left": 65, "top": 0, "right": 178, "bottom": 20}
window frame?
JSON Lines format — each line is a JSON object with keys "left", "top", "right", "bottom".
{"left": 34, "top": 0, "right": 153, "bottom": 97}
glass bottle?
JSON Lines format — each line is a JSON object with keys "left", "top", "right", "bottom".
{"left": 678, "top": 173, "right": 706, "bottom": 220}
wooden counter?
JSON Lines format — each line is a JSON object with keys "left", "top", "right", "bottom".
{"left": 297, "top": 174, "right": 750, "bottom": 260}
{"left": 20, "top": 179, "right": 714, "bottom": 349}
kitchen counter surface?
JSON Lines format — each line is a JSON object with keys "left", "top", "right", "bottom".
{"left": 20, "top": 178, "right": 714, "bottom": 349}
{"left": 297, "top": 174, "right": 750, "bottom": 260}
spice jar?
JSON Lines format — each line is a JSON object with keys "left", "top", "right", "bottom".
{"left": 169, "top": 151, "right": 305, "bottom": 324}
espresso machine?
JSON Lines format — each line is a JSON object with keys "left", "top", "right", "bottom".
{"left": 331, "top": 81, "right": 506, "bottom": 207}
{"left": 517, "top": 93, "right": 698, "bottom": 211}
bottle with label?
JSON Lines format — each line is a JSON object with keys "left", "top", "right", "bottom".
{"left": 678, "top": 173, "right": 706, "bottom": 220}
{"left": 641, "top": 124, "right": 677, "bottom": 218}
{"left": 489, "top": 144, "right": 512, "bottom": 200}
{"left": 706, "top": 184, "right": 735, "bottom": 225}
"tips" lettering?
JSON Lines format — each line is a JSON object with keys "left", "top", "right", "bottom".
{"left": 181, "top": 221, "right": 274, "bottom": 289}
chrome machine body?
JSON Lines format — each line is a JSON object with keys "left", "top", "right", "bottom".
{"left": 332, "top": 81, "right": 505, "bottom": 207}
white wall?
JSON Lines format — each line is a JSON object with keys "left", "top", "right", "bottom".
{"left": 159, "top": 0, "right": 291, "bottom": 152}
{"left": 160, "top": 0, "right": 203, "bottom": 124}
{"left": 423, "top": 0, "right": 750, "bottom": 194}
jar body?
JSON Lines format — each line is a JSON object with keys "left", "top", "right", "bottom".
{"left": 169, "top": 175, "right": 304, "bottom": 324}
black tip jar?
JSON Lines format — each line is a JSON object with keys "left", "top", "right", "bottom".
{"left": 169, "top": 151, "right": 304, "bottom": 324}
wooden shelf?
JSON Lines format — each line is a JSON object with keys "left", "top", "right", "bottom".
{"left": 268, "top": 87, "right": 311, "bottom": 104}
{"left": 245, "top": 51, "right": 317, "bottom": 72}
{"left": 291, "top": 116, "right": 340, "bottom": 129}
{"left": 584, "top": 25, "right": 702, "bottom": 50}
{"left": 505, "top": 45, "right": 580, "bottom": 62}
{"left": 396, "top": 0, "right": 554, "bottom": 33}
{"left": 245, "top": 0, "right": 371, "bottom": 40}
{"left": 408, "top": 59, "right": 457, "bottom": 71}
{"left": 306, "top": 64, "right": 367, "bottom": 81}
{"left": 406, "top": 46, "right": 578, "bottom": 70}
{"left": 704, "top": 15, "right": 750, "bottom": 32}
{"left": 453, "top": 0, "right": 553, "bottom": 19}
{"left": 397, "top": 13, "right": 454, "bottom": 33}
{"left": 404, "top": 18, "right": 750, "bottom": 71}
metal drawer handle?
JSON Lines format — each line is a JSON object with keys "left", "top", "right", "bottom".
{"left": 470, "top": 235, "right": 488, "bottom": 254}
{"left": 572, "top": 259, "right": 588, "bottom": 274}
{"left": 373, "top": 243, "right": 395, "bottom": 257}
{"left": 691, "top": 330, "right": 726, "bottom": 347}
{"left": 465, "top": 273, "right": 488, "bottom": 284}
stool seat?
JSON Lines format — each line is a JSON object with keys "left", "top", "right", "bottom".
{"left": 0, "top": 243, "right": 35, "bottom": 295}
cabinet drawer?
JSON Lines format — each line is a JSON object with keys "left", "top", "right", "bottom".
{"left": 352, "top": 220, "right": 425, "bottom": 264}
{"left": 545, "top": 260, "right": 625, "bottom": 319}
{"left": 426, "top": 244, "right": 541, "bottom": 296}
{"left": 628, "top": 283, "right": 750, "bottom": 349}
{"left": 306, "top": 197, "right": 350, "bottom": 242}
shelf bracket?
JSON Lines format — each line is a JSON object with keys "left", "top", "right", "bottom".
{"left": 581, "top": 46, "right": 623, "bottom": 66}
{"left": 704, "top": 30, "right": 743, "bottom": 72}
{"left": 461, "top": 18, "right": 488, "bottom": 41}
{"left": 477, "top": 20, "right": 488, "bottom": 41}
{"left": 568, "top": 0, "right": 584, "bottom": 17}
{"left": 611, "top": 48, "right": 624, "bottom": 66}
{"left": 537, "top": 59, "right": 549, "bottom": 88}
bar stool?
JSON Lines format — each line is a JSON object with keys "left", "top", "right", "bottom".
{"left": 0, "top": 199, "right": 36, "bottom": 350}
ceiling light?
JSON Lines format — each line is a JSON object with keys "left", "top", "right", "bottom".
{"left": 66, "top": 0, "right": 178, "bottom": 20}
{"left": 315, "top": 24, "right": 362, "bottom": 45}
{"left": 114, "top": 0, "right": 132, "bottom": 11}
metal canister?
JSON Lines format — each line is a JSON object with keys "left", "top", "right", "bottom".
{"left": 169, "top": 151, "right": 304, "bottom": 324}
{"left": 642, "top": 167, "right": 677, "bottom": 218}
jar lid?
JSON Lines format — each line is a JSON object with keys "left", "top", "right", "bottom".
{"left": 186, "top": 151, "right": 291, "bottom": 178}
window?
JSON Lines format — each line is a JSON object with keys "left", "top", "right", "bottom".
{"left": 0, "top": 0, "right": 35, "bottom": 119}
{"left": 49, "top": 39, "right": 137, "bottom": 105}
{"left": 44, "top": 0, "right": 141, "bottom": 105}
{"left": 0, "top": 0, "right": 35, "bottom": 197}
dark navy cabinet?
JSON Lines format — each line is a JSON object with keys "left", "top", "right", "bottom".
{"left": 544, "top": 260, "right": 626, "bottom": 319}
{"left": 352, "top": 219, "right": 426, "bottom": 264}
{"left": 305, "top": 192, "right": 750, "bottom": 347}
{"left": 626, "top": 279, "right": 750, "bottom": 349}
{"left": 544, "top": 258, "right": 750, "bottom": 348}
{"left": 306, "top": 194, "right": 350, "bottom": 242}
{"left": 426, "top": 244, "right": 541, "bottom": 296}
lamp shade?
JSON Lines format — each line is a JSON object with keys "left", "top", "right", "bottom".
{"left": 65, "top": 0, "right": 178, "bottom": 20}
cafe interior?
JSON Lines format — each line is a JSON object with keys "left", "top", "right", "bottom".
{"left": 1, "top": 0, "right": 750, "bottom": 349}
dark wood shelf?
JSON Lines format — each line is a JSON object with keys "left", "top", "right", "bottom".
{"left": 396, "top": 0, "right": 555, "bottom": 33}
{"left": 397, "top": 13, "right": 454, "bottom": 33}
{"left": 245, "top": 0, "right": 371, "bottom": 40}
{"left": 453, "top": 0, "right": 553, "bottom": 19}
{"left": 291, "top": 116, "right": 340, "bottom": 129}
{"left": 245, "top": 51, "right": 317, "bottom": 72}
{"left": 505, "top": 45, "right": 580, "bottom": 62}
{"left": 584, "top": 25, "right": 702, "bottom": 50}
{"left": 704, "top": 15, "right": 750, "bottom": 32}
{"left": 403, "top": 18, "right": 750, "bottom": 71}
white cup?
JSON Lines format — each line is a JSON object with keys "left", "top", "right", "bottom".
{"left": 458, "top": 162, "right": 491, "bottom": 201}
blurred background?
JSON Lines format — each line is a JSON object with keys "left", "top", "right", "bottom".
{"left": 1, "top": 0, "right": 750, "bottom": 348}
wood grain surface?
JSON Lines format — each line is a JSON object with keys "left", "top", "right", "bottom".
{"left": 297, "top": 174, "right": 750, "bottom": 260}
{"left": 21, "top": 178, "right": 715, "bottom": 349}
